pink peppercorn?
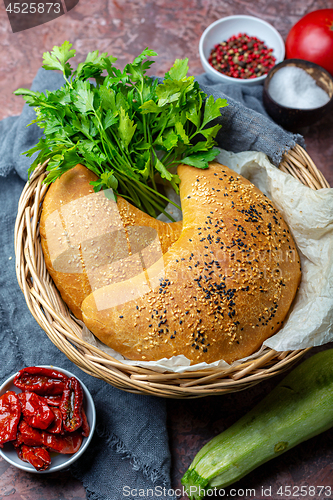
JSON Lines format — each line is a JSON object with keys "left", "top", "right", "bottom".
{"left": 208, "top": 33, "right": 276, "bottom": 79}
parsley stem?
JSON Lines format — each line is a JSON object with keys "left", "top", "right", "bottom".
{"left": 108, "top": 129, "right": 137, "bottom": 173}
{"left": 145, "top": 196, "right": 176, "bottom": 223}
{"left": 118, "top": 172, "right": 181, "bottom": 212}
{"left": 148, "top": 130, "right": 157, "bottom": 191}
{"left": 118, "top": 177, "right": 144, "bottom": 210}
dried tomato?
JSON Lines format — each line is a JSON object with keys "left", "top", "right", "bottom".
{"left": 16, "top": 420, "right": 44, "bottom": 447}
{"left": 40, "top": 394, "right": 63, "bottom": 406}
{"left": 18, "top": 392, "right": 55, "bottom": 430}
{"left": 0, "top": 391, "right": 21, "bottom": 447}
{"left": 14, "top": 366, "right": 68, "bottom": 395}
{"left": 60, "top": 377, "right": 83, "bottom": 432}
{"left": 46, "top": 407, "right": 63, "bottom": 434}
{"left": 18, "top": 444, "right": 51, "bottom": 471}
{"left": 80, "top": 407, "right": 90, "bottom": 438}
{"left": 17, "top": 420, "right": 82, "bottom": 454}
{"left": 42, "top": 429, "right": 83, "bottom": 454}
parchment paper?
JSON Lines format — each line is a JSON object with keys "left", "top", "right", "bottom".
{"left": 79, "top": 149, "right": 333, "bottom": 373}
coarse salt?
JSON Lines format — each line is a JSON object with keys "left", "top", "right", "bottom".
{"left": 268, "top": 66, "right": 330, "bottom": 109}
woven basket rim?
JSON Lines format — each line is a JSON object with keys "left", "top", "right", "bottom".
{"left": 14, "top": 145, "right": 329, "bottom": 397}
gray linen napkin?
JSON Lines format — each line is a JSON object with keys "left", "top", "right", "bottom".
{"left": 0, "top": 68, "right": 304, "bottom": 500}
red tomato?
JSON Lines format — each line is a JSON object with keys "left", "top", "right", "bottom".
{"left": 285, "top": 9, "right": 333, "bottom": 76}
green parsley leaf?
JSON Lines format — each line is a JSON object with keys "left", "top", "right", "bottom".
{"left": 103, "top": 109, "right": 118, "bottom": 130}
{"left": 162, "top": 129, "right": 179, "bottom": 151}
{"left": 202, "top": 96, "right": 228, "bottom": 128}
{"left": 118, "top": 108, "right": 137, "bottom": 149}
{"left": 166, "top": 58, "right": 189, "bottom": 80}
{"left": 181, "top": 149, "right": 221, "bottom": 169}
{"left": 90, "top": 171, "right": 118, "bottom": 191}
{"left": 140, "top": 100, "right": 162, "bottom": 114}
{"left": 175, "top": 122, "right": 190, "bottom": 145}
{"left": 74, "top": 82, "right": 95, "bottom": 113}
{"left": 42, "top": 41, "right": 76, "bottom": 80}
{"left": 154, "top": 157, "right": 173, "bottom": 181}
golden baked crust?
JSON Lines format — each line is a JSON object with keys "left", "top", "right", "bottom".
{"left": 40, "top": 164, "right": 182, "bottom": 320}
{"left": 81, "top": 162, "right": 301, "bottom": 364}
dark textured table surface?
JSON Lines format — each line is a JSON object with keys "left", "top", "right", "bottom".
{"left": 0, "top": 1, "right": 332, "bottom": 499}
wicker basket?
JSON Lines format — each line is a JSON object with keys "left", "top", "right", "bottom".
{"left": 14, "top": 145, "right": 330, "bottom": 398}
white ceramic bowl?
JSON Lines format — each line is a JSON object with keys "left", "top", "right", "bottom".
{"left": 0, "top": 366, "right": 96, "bottom": 474}
{"left": 199, "top": 15, "right": 285, "bottom": 85}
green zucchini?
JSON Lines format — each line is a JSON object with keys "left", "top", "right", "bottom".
{"left": 181, "top": 349, "right": 333, "bottom": 500}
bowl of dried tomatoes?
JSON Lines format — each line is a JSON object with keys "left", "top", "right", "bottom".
{"left": 199, "top": 15, "right": 285, "bottom": 85}
{"left": 0, "top": 366, "right": 96, "bottom": 473}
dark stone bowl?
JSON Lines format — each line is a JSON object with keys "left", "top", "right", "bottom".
{"left": 263, "top": 59, "right": 333, "bottom": 132}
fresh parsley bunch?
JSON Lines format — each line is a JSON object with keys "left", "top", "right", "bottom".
{"left": 15, "top": 41, "right": 227, "bottom": 220}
